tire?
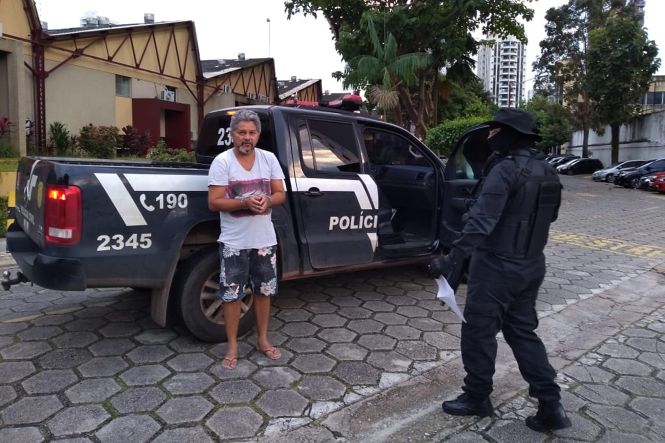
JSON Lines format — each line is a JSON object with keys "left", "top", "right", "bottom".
{"left": 631, "top": 178, "right": 640, "bottom": 189}
{"left": 605, "top": 174, "right": 614, "bottom": 183}
{"left": 174, "top": 246, "right": 256, "bottom": 343}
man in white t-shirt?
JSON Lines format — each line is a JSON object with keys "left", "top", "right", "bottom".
{"left": 208, "top": 109, "right": 286, "bottom": 369}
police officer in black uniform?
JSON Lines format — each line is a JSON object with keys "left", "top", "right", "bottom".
{"left": 430, "top": 108, "right": 571, "bottom": 432}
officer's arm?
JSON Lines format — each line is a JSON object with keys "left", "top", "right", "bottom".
{"left": 452, "top": 160, "right": 516, "bottom": 257}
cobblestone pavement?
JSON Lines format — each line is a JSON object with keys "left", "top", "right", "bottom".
{"left": 0, "top": 176, "right": 664, "bottom": 442}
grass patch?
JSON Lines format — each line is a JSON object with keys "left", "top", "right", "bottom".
{"left": 0, "top": 158, "right": 19, "bottom": 172}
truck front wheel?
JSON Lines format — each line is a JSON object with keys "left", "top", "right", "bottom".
{"left": 175, "top": 246, "right": 256, "bottom": 342}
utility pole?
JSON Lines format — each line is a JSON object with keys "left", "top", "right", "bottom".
{"left": 266, "top": 18, "right": 271, "bottom": 57}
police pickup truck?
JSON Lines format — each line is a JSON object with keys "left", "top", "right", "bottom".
{"left": 5, "top": 104, "right": 491, "bottom": 342}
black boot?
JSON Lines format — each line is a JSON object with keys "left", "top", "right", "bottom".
{"left": 442, "top": 393, "right": 493, "bottom": 417}
{"left": 525, "top": 401, "right": 572, "bottom": 432}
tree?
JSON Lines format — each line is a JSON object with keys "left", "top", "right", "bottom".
{"left": 587, "top": 9, "right": 660, "bottom": 164}
{"left": 437, "top": 75, "right": 496, "bottom": 122}
{"left": 533, "top": 0, "right": 617, "bottom": 158}
{"left": 523, "top": 94, "right": 572, "bottom": 153}
{"left": 285, "top": 0, "right": 534, "bottom": 138}
{"left": 343, "top": 12, "right": 431, "bottom": 127}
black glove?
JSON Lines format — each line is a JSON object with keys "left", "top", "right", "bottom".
{"left": 428, "top": 253, "right": 454, "bottom": 278}
{"left": 428, "top": 248, "right": 464, "bottom": 278}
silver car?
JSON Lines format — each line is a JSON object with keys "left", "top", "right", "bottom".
{"left": 591, "top": 160, "right": 651, "bottom": 182}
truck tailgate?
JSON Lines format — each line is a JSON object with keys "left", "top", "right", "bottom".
{"left": 13, "top": 157, "right": 49, "bottom": 248}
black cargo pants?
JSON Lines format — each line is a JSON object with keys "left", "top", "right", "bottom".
{"left": 460, "top": 250, "right": 561, "bottom": 403}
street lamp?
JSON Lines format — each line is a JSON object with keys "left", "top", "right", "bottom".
{"left": 266, "top": 18, "right": 271, "bottom": 57}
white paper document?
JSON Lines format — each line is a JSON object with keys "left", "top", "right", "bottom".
{"left": 435, "top": 276, "right": 466, "bottom": 323}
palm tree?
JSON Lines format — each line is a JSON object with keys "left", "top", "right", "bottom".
{"left": 344, "top": 12, "right": 431, "bottom": 128}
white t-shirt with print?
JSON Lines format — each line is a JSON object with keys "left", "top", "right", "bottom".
{"left": 208, "top": 148, "right": 285, "bottom": 249}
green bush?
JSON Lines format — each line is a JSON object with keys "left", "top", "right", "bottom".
{"left": 146, "top": 140, "right": 195, "bottom": 163}
{"left": 0, "top": 116, "right": 17, "bottom": 158}
{"left": 425, "top": 115, "right": 489, "bottom": 158}
{"left": 0, "top": 196, "right": 7, "bottom": 238}
{"left": 49, "top": 121, "right": 71, "bottom": 156}
{"left": 121, "top": 126, "right": 152, "bottom": 157}
{"left": 0, "top": 142, "right": 16, "bottom": 158}
{"left": 79, "top": 124, "right": 120, "bottom": 158}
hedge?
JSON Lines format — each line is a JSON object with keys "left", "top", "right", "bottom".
{"left": 0, "top": 196, "right": 7, "bottom": 237}
{"left": 425, "top": 115, "right": 489, "bottom": 158}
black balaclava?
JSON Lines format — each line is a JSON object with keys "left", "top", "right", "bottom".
{"left": 488, "top": 125, "right": 536, "bottom": 155}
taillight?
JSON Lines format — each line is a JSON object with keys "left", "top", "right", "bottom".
{"left": 44, "top": 185, "right": 82, "bottom": 245}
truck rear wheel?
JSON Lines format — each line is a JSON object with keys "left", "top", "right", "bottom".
{"left": 175, "top": 246, "right": 256, "bottom": 343}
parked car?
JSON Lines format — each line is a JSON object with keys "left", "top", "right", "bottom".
{"left": 615, "top": 158, "right": 665, "bottom": 188}
{"left": 555, "top": 158, "right": 579, "bottom": 173}
{"left": 549, "top": 155, "right": 579, "bottom": 166}
{"left": 637, "top": 173, "right": 660, "bottom": 190}
{"left": 557, "top": 158, "right": 604, "bottom": 175}
{"left": 591, "top": 159, "right": 651, "bottom": 182}
{"left": 650, "top": 171, "right": 665, "bottom": 193}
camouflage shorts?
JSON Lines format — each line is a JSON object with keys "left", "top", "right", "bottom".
{"left": 218, "top": 243, "right": 278, "bottom": 302}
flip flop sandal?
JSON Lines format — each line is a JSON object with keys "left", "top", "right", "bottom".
{"left": 221, "top": 356, "right": 237, "bottom": 369}
{"left": 260, "top": 347, "right": 282, "bottom": 360}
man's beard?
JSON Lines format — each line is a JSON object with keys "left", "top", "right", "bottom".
{"left": 237, "top": 144, "right": 254, "bottom": 155}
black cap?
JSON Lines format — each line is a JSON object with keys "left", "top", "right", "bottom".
{"left": 485, "top": 108, "right": 541, "bottom": 141}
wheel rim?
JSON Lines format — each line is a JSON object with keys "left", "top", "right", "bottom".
{"left": 606, "top": 174, "right": 613, "bottom": 183}
{"left": 199, "top": 271, "right": 254, "bottom": 325}
{"left": 631, "top": 178, "right": 639, "bottom": 188}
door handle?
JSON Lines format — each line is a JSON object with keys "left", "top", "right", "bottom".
{"left": 304, "top": 187, "right": 323, "bottom": 197}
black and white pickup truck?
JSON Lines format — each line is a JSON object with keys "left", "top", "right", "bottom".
{"left": 5, "top": 105, "right": 492, "bottom": 341}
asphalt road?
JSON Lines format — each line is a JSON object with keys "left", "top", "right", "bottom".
{"left": 0, "top": 175, "right": 664, "bottom": 442}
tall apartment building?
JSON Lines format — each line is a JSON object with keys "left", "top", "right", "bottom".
{"left": 476, "top": 36, "right": 526, "bottom": 108}
{"left": 633, "top": 0, "right": 645, "bottom": 24}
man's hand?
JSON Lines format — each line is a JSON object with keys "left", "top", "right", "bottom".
{"left": 245, "top": 195, "right": 272, "bottom": 214}
{"left": 428, "top": 254, "right": 454, "bottom": 278}
{"left": 428, "top": 248, "right": 465, "bottom": 279}
{"left": 246, "top": 195, "right": 265, "bottom": 213}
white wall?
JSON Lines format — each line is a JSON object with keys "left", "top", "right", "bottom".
{"left": 569, "top": 110, "right": 665, "bottom": 165}
{"left": 45, "top": 62, "right": 115, "bottom": 133}
{"left": 204, "top": 92, "right": 237, "bottom": 115}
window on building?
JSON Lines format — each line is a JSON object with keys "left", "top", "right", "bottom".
{"left": 115, "top": 75, "right": 130, "bottom": 97}
{"left": 644, "top": 92, "right": 663, "bottom": 105}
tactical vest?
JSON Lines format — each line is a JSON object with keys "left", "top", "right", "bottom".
{"left": 482, "top": 149, "right": 562, "bottom": 258}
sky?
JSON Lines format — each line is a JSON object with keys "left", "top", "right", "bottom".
{"left": 35, "top": 0, "right": 664, "bottom": 96}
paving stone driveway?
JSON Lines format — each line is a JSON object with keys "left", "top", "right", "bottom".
{"left": 0, "top": 176, "right": 664, "bottom": 441}
{"left": 437, "top": 281, "right": 665, "bottom": 443}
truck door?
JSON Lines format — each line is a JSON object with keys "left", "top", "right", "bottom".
{"left": 291, "top": 117, "right": 378, "bottom": 269}
{"left": 440, "top": 125, "right": 492, "bottom": 249}
{"left": 361, "top": 126, "right": 441, "bottom": 258}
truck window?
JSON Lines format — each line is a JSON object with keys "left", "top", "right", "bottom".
{"left": 446, "top": 128, "right": 490, "bottom": 179}
{"left": 363, "top": 129, "right": 428, "bottom": 166}
{"left": 297, "top": 119, "right": 361, "bottom": 174}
